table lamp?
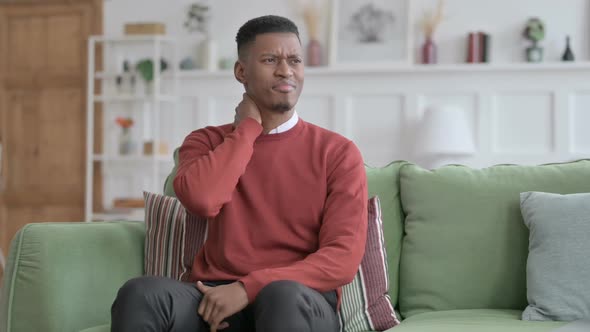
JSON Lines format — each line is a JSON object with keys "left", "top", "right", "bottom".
{"left": 417, "top": 105, "right": 476, "bottom": 165}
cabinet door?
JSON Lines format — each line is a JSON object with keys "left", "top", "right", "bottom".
{"left": 0, "top": 0, "right": 102, "bottom": 257}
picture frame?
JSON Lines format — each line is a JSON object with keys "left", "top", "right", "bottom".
{"left": 329, "top": 0, "right": 412, "bottom": 67}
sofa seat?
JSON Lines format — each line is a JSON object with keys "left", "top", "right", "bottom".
{"left": 79, "top": 310, "right": 566, "bottom": 332}
{"left": 390, "top": 309, "right": 565, "bottom": 332}
{"left": 79, "top": 324, "right": 109, "bottom": 332}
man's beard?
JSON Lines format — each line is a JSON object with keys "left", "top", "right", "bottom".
{"left": 271, "top": 102, "right": 292, "bottom": 113}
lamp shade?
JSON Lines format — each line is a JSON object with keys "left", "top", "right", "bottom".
{"left": 418, "top": 105, "right": 476, "bottom": 156}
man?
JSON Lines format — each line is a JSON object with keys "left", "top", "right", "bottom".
{"left": 111, "top": 15, "right": 367, "bottom": 332}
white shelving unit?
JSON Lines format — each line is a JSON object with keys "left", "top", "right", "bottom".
{"left": 85, "top": 35, "right": 179, "bottom": 222}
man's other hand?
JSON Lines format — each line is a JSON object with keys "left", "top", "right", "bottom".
{"left": 234, "top": 93, "right": 262, "bottom": 127}
{"left": 196, "top": 281, "right": 249, "bottom": 332}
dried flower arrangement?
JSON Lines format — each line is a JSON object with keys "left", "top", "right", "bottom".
{"left": 302, "top": 1, "right": 321, "bottom": 41}
{"left": 421, "top": 0, "right": 445, "bottom": 40}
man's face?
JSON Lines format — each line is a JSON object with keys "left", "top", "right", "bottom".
{"left": 235, "top": 32, "right": 304, "bottom": 113}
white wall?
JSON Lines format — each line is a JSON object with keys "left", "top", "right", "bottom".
{"left": 96, "top": 0, "right": 590, "bottom": 212}
{"left": 105, "top": 0, "right": 590, "bottom": 65}
{"left": 94, "top": 62, "right": 590, "bottom": 211}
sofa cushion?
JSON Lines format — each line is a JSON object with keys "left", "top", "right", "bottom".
{"left": 389, "top": 309, "right": 565, "bottom": 332}
{"left": 365, "top": 161, "right": 407, "bottom": 309}
{"left": 398, "top": 160, "right": 590, "bottom": 318}
{"left": 0, "top": 222, "right": 145, "bottom": 332}
{"left": 520, "top": 192, "right": 590, "bottom": 321}
{"left": 339, "top": 196, "right": 400, "bottom": 331}
{"left": 143, "top": 191, "right": 207, "bottom": 281}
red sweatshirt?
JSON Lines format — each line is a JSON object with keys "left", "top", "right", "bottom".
{"left": 173, "top": 117, "right": 368, "bottom": 304}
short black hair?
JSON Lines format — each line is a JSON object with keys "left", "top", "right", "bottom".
{"left": 236, "top": 15, "right": 300, "bottom": 58}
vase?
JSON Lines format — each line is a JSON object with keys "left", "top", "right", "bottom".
{"left": 119, "top": 127, "right": 134, "bottom": 155}
{"left": 421, "top": 37, "right": 437, "bottom": 65}
{"left": 199, "top": 38, "right": 218, "bottom": 71}
{"left": 562, "top": 36, "right": 575, "bottom": 61}
{"left": 526, "top": 45, "right": 543, "bottom": 62}
{"left": 307, "top": 39, "right": 322, "bottom": 66}
{"left": 143, "top": 80, "right": 154, "bottom": 95}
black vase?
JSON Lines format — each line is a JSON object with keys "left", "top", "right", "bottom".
{"left": 562, "top": 36, "right": 575, "bottom": 61}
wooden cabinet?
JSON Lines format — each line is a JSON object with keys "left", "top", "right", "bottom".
{"left": 0, "top": 0, "right": 102, "bottom": 256}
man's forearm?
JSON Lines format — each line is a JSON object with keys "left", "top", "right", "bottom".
{"left": 174, "top": 119, "right": 262, "bottom": 217}
{"left": 238, "top": 238, "right": 365, "bottom": 303}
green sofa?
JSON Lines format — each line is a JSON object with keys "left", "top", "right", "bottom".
{"left": 3, "top": 158, "right": 590, "bottom": 332}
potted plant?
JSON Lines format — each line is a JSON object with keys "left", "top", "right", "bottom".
{"left": 184, "top": 1, "right": 217, "bottom": 70}
{"left": 523, "top": 17, "right": 545, "bottom": 62}
{"left": 184, "top": 2, "right": 210, "bottom": 34}
{"left": 135, "top": 58, "right": 169, "bottom": 94}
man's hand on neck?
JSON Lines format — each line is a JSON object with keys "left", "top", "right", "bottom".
{"left": 233, "top": 93, "right": 296, "bottom": 134}
{"left": 234, "top": 93, "right": 262, "bottom": 128}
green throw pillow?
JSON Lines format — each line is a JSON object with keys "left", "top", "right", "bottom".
{"left": 520, "top": 191, "right": 590, "bottom": 321}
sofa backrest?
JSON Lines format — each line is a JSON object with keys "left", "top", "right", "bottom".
{"left": 398, "top": 160, "right": 590, "bottom": 319}
{"left": 0, "top": 222, "right": 145, "bottom": 332}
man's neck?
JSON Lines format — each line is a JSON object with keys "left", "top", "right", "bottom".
{"left": 260, "top": 109, "right": 295, "bottom": 134}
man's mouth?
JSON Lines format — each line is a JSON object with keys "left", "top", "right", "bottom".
{"left": 273, "top": 82, "right": 296, "bottom": 93}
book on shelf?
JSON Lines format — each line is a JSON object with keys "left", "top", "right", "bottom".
{"left": 467, "top": 31, "right": 491, "bottom": 63}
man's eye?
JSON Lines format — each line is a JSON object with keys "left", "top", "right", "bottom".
{"left": 263, "top": 58, "right": 276, "bottom": 63}
{"left": 291, "top": 58, "right": 302, "bottom": 64}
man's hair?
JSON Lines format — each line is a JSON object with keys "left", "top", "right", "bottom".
{"left": 236, "top": 15, "right": 300, "bottom": 58}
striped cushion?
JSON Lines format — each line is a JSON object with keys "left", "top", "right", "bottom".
{"left": 339, "top": 196, "right": 400, "bottom": 331}
{"left": 143, "top": 191, "right": 207, "bottom": 281}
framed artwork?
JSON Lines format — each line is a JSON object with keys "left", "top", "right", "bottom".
{"left": 329, "top": 0, "right": 412, "bottom": 66}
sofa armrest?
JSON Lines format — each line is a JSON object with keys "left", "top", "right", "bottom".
{"left": 0, "top": 221, "right": 145, "bottom": 332}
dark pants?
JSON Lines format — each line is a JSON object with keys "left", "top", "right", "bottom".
{"left": 111, "top": 276, "right": 340, "bottom": 332}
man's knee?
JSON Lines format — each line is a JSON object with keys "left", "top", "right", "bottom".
{"left": 256, "top": 280, "right": 306, "bottom": 307}
{"left": 255, "top": 281, "right": 339, "bottom": 331}
{"left": 112, "top": 276, "right": 207, "bottom": 332}
{"left": 113, "top": 276, "right": 171, "bottom": 307}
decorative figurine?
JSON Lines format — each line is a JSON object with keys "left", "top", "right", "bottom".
{"left": 562, "top": 35, "right": 575, "bottom": 61}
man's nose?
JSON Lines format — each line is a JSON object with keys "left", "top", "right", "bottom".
{"left": 275, "top": 59, "right": 293, "bottom": 77}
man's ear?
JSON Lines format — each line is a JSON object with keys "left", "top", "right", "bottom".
{"left": 234, "top": 60, "right": 246, "bottom": 85}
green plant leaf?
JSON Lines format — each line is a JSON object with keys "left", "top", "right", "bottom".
{"left": 135, "top": 59, "right": 153, "bottom": 82}
{"left": 135, "top": 59, "right": 169, "bottom": 82}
